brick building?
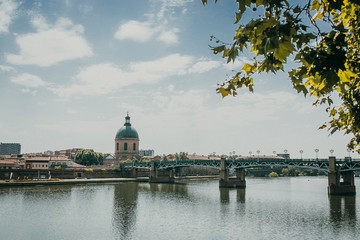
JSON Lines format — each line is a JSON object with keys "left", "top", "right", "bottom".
{"left": 115, "top": 114, "right": 140, "bottom": 160}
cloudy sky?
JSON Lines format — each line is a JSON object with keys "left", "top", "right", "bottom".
{"left": 0, "top": 0, "right": 353, "bottom": 158}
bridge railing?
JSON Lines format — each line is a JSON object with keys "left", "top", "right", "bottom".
{"left": 118, "top": 158, "right": 360, "bottom": 171}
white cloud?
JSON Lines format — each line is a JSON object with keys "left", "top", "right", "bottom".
{"left": 50, "top": 54, "right": 196, "bottom": 97}
{"left": 21, "top": 88, "right": 38, "bottom": 96}
{"left": 0, "top": 64, "right": 14, "bottom": 72}
{"left": 0, "top": 0, "right": 19, "bottom": 33}
{"left": 151, "top": 90, "right": 306, "bottom": 123}
{"left": 114, "top": 0, "right": 193, "bottom": 44}
{"left": 114, "top": 20, "right": 154, "bottom": 43}
{"left": 5, "top": 17, "right": 92, "bottom": 66}
{"left": 11, "top": 73, "right": 47, "bottom": 87}
{"left": 31, "top": 15, "right": 49, "bottom": 30}
{"left": 157, "top": 28, "right": 180, "bottom": 44}
{"left": 222, "top": 56, "right": 251, "bottom": 71}
{"left": 188, "top": 60, "right": 221, "bottom": 74}
{"left": 156, "top": 0, "right": 194, "bottom": 20}
{"left": 129, "top": 53, "right": 193, "bottom": 81}
{"left": 49, "top": 63, "right": 130, "bottom": 97}
{"left": 115, "top": 20, "right": 180, "bottom": 45}
{"left": 132, "top": 88, "right": 318, "bottom": 155}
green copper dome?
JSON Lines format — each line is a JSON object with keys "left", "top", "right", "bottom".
{"left": 115, "top": 114, "right": 139, "bottom": 139}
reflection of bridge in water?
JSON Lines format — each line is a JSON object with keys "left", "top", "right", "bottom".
{"left": 120, "top": 157, "right": 360, "bottom": 196}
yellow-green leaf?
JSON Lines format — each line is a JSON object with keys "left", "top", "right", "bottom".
{"left": 242, "top": 63, "right": 253, "bottom": 74}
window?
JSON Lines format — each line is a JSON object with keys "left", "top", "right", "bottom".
{"left": 124, "top": 142, "right": 128, "bottom": 151}
{"left": 117, "top": 143, "right": 119, "bottom": 151}
{"left": 133, "top": 143, "right": 136, "bottom": 151}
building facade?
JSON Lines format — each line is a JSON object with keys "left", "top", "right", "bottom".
{"left": 54, "top": 148, "right": 82, "bottom": 159}
{"left": 25, "top": 157, "right": 50, "bottom": 170}
{"left": 115, "top": 114, "right": 139, "bottom": 160}
{"left": 0, "top": 143, "right": 21, "bottom": 155}
{"left": 139, "top": 149, "right": 154, "bottom": 157}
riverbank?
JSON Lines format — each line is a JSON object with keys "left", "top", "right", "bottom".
{"left": 0, "top": 178, "right": 146, "bottom": 187}
{"left": 0, "top": 175, "right": 220, "bottom": 187}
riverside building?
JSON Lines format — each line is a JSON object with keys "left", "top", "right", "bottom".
{"left": 115, "top": 114, "right": 140, "bottom": 160}
{"left": 0, "top": 143, "right": 21, "bottom": 155}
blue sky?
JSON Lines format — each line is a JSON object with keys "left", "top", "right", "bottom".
{"left": 0, "top": 0, "right": 353, "bottom": 158}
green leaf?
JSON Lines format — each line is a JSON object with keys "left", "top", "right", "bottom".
{"left": 212, "top": 45, "right": 226, "bottom": 54}
{"left": 338, "top": 69, "right": 358, "bottom": 83}
{"left": 311, "top": 0, "right": 320, "bottom": 11}
{"left": 242, "top": 63, "right": 253, "bottom": 74}
{"left": 217, "top": 87, "right": 230, "bottom": 98}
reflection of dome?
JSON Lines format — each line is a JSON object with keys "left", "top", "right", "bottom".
{"left": 115, "top": 114, "right": 139, "bottom": 139}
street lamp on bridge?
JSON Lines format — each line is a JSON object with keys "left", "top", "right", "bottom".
{"left": 330, "top": 149, "right": 334, "bottom": 156}
{"left": 347, "top": 149, "right": 351, "bottom": 158}
{"left": 300, "top": 150, "right": 303, "bottom": 159}
{"left": 315, "top": 149, "right": 319, "bottom": 159}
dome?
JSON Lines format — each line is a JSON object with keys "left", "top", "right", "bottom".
{"left": 115, "top": 114, "right": 139, "bottom": 139}
{"left": 115, "top": 126, "right": 139, "bottom": 139}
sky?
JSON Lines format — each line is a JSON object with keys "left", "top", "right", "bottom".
{"left": 0, "top": 0, "right": 355, "bottom": 159}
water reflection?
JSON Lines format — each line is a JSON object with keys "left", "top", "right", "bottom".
{"left": 329, "top": 195, "right": 357, "bottom": 228}
{"left": 146, "top": 183, "right": 190, "bottom": 199}
{"left": 219, "top": 188, "right": 246, "bottom": 203}
{"left": 0, "top": 178, "right": 359, "bottom": 240}
{"left": 112, "top": 183, "right": 139, "bottom": 240}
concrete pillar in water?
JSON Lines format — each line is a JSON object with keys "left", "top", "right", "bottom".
{"left": 132, "top": 168, "right": 138, "bottom": 178}
{"left": 149, "top": 160, "right": 175, "bottom": 184}
{"left": 219, "top": 158, "right": 246, "bottom": 188}
{"left": 150, "top": 160, "right": 157, "bottom": 180}
{"left": 219, "top": 157, "right": 229, "bottom": 182}
{"left": 328, "top": 156, "right": 356, "bottom": 195}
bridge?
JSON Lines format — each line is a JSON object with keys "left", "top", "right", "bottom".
{"left": 120, "top": 157, "right": 360, "bottom": 195}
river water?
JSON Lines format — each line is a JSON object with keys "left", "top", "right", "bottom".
{"left": 0, "top": 176, "right": 359, "bottom": 240}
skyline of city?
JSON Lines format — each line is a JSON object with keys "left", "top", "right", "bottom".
{"left": 0, "top": 0, "right": 354, "bottom": 158}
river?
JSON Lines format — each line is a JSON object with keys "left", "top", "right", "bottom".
{"left": 0, "top": 176, "right": 359, "bottom": 240}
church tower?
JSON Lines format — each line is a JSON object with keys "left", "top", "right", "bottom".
{"left": 115, "top": 113, "right": 140, "bottom": 160}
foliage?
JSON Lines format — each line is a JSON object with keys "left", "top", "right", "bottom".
{"left": 74, "top": 149, "right": 104, "bottom": 166}
{"left": 282, "top": 166, "right": 299, "bottom": 176}
{"left": 54, "top": 166, "right": 62, "bottom": 170}
{"left": 269, "top": 171, "right": 279, "bottom": 177}
{"left": 303, "top": 169, "right": 321, "bottom": 176}
{"left": 140, "top": 157, "right": 150, "bottom": 162}
{"left": 202, "top": 0, "right": 360, "bottom": 152}
{"left": 175, "top": 152, "right": 189, "bottom": 161}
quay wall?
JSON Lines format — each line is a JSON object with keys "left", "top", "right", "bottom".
{"left": 0, "top": 166, "right": 220, "bottom": 180}
{"left": 0, "top": 168, "right": 150, "bottom": 180}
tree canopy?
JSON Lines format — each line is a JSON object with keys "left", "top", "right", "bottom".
{"left": 75, "top": 149, "right": 104, "bottom": 166}
{"left": 202, "top": 0, "right": 360, "bottom": 152}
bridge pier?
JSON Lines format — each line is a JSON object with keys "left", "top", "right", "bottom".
{"left": 149, "top": 160, "right": 175, "bottom": 184}
{"left": 328, "top": 157, "right": 356, "bottom": 196}
{"left": 219, "top": 158, "right": 246, "bottom": 188}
